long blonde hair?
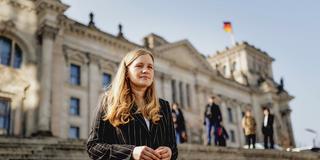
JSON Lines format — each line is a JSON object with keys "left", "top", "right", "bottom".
{"left": 100, "top": 48, "right": 161, "bottom": 127}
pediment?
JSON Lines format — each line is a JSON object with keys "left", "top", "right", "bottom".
{"left": 154, "top": 40, "right": 213, "bottom": 73}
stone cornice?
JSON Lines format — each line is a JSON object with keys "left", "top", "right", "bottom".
{"left": 208, "top": 41, "right": 274, "bottom": 62}
{"left": 0, "top": 0, "right": 36, "bottom": 12}
{"left": 34, "top": 0, "right": 69, "bottom": 15}
{"left": 63, "top": 45, "right": 119, "bottom": 72}
{"left": 59, "top": 16, "right": 140, "bottom": 52}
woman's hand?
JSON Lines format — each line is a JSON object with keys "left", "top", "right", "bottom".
{"left": 155, "top": 146, "right": 172, "bottom": 160}
{"left": 132, "top": 146, "right": 161, "bottom": 160}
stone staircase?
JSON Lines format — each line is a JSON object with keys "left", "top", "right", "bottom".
{"left": 0, "top": 137, "right": 89, "bottom": 160}
{"left": 0, "top": 137, "right": 319, "bottom": 160}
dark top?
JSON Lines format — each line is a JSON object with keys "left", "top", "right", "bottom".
{"left": 86, "top": 99, "right": 178, "bottom": 160}
{"left": 216, "top": 126, "right": 229, "bottom": 140}
{"left": 204, "top": 103, "right": 222, "bottom": 123}
{"left": 262, "top": 114, "right": 274, "bottom": 135}
{"left": 171, "top": 108, "right": 186, "bottom": 133}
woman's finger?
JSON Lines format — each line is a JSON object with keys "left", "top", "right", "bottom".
{"left": 143, "top": 148, "right": 160, "bottom": 160}
{"left": 145, "top": 147, "right": 161, "bottom": 158}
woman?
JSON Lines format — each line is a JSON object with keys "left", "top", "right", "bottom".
{"left": 87, "top": 48, "right": 178, "bottom": 160}
{"left": 171, "top": 102, "right": 187, "bottom": 144}
{"left": 242, "top": 109, "right": 257, "bottom": 149}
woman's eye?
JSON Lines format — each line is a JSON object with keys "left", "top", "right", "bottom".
{"left": 148, "top": 66, "right": 153, "bottom": 69}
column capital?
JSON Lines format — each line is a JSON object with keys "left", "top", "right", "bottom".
{"left": 37, "top": 24, "right": 59, "bottom": 41}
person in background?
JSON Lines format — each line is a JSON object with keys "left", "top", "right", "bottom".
{"left": 203, "top": 96, "right": 222, "bottom": 146}
{"left": 171, "top": 102, "right": 187, "bottom": 144}
{"left": 242, "top": 109, "right": 256, "bottom": 149}
{"left": 262, "top": 107, "right": 275, "bottom": 149}
{"left": 215, "top": 123, "right": 229, "bottom": 147}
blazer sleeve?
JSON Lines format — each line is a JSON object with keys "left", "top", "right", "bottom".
{"left": 86, "top": 108, "right": 135, "bottom": 160}
{"left": 161, "top": 100, "right": 178, "bottom": 160}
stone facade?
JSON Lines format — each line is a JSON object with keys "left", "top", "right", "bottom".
{"left": 0, "top": 0, "right": 295, "bottom": 149}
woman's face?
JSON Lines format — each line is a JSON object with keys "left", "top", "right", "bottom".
{"left": 127, "top": 54, "right": 154, "bottom": 89}
{"left": 245, "top": 111, "right": 251, "bottom": 117}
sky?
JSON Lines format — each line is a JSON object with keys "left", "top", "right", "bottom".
{"left": 61, "top": 0, "right": 320, "bottom": 147}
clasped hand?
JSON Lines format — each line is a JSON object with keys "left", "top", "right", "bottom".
{"left": 132, "top": 146, "right": 172, "bottom": 160}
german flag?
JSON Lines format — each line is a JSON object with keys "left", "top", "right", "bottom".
{"left": 223, "top": 22, "right": 232, "bottom": 33}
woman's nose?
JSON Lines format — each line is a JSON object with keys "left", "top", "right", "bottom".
{"left": 142, "top": 67, "right": 149, "bottom": 73}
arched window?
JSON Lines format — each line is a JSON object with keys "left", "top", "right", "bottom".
{"left": 0, "top": 36, "right": 23, "bottom": 68}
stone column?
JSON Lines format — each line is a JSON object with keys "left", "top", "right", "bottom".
{"left": 174, "top": 79, "right": 180, "bottom": 105}
{"left": 87, "top": 54, "right": 100, "bottom": 137}
{"left": 162, "top": 74, "right": 172, "bottom": 103}
{"left": 179, "top": 81, "right": 185, "bottom": 108}
{"left": 36, "top": 25, "right": 58, "bottom": 136}
{"left": 235, "top": 103, "right": 245, "bottom": 147}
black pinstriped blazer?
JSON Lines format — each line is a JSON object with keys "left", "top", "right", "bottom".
{"left": 86, "top": 99, "right": 178, "bottom": 160}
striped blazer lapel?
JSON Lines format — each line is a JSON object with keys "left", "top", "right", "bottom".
{"left": 131, "top": 105, "right": 151, "bottom": 135}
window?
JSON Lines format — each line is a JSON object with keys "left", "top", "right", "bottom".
{"left": 0, "top": 36, "right": 23, "bottom": 68}
{"left": 102, "top": 73, "right": 112, "bottom": 89}
{"left": 0, "top": 99, "right": 10, "bottom": 135}
{"left": 69, "top": 126, "right": 80, "bottom": 139}
{"left": 70, "top": 64, "right": 81, "bottom": 85}
{"left": 230, "top": 130, "right": 236, "bottom": 142}
{"left": 227, "top": 107, "right": 233, "bottom": 123}
{"left": 13, "top": 44, "right": 22, "bottom": 68}
{"left": 171, "top": 80, "right": 176, "bottom": 103}
{"left": 69, "top": 97, "right": 80, "bottom": 116}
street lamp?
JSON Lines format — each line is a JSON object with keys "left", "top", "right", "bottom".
{"left": 305, "top": 128, "right": 318, "bottom": 147}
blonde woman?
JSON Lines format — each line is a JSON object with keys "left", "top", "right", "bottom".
{"left": 87, "top": 48, "right": 177, "bottom": 160}
{"left": 242, "top": 109, "right": 257, "bottom": 149}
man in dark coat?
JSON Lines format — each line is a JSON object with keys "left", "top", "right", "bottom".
{"left": 203, "top": 96, "right": 222, "bottom": 145}
{"left": 262, "top": 107, "right": 274, "bottom": 149}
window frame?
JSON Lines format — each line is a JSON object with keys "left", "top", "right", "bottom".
{"left": 70, "top": 63, "right": 81, "bottom": 86}
{"left": 68, "top": 126, "right": 80, "bottom": 139}
{"left": 102, "top": 72, "right": 112, "bottom": 89}
{"left": 0, "top": 36, "right": 23, "bottom": 69}
{"left": 69, "top": 97, "right": 80, "bottom": 116}
{"left": 0, "top": 98, "right": 11, "bottom": 136}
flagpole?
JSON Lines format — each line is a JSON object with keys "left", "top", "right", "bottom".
{"left": 230, "top": 32, "right": 236, "bottom": 46}
{"left": 223, "top": 21, "right": 236, "bottom": 46}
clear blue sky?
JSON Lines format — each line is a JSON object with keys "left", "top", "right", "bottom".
{"left": 61, "top": 0, "right": 320, "bottom": 147}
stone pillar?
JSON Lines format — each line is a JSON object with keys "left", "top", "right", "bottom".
{"left": 174, "top": 79, "right": 180, "bottom": 105}
{"left": 285, "top": 110, "right": 295, "bottom": 147}
{"left": 36, "top": 25, "right": 58, "bottom": 136}
{"left": 87, "top": 54, "right": 100, "bottom": 137}
{"left": 184, "top": 83, "right": 189, "bottom": 109}
{"left": 179, "top": 81, "right": 185, "bottom": 108}
{"left": 162, "top": 74, "right": 172, "bottom": 103}
{"left": 235, "top": 103, "right": 245, "bottom": 147}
